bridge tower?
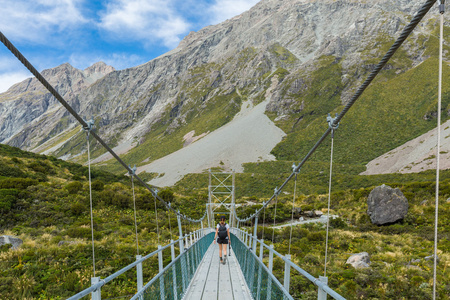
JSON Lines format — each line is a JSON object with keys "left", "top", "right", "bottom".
{"left": 207, "top": 170, "right": 236, "bottom": 228}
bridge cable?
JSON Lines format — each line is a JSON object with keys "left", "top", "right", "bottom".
{"left": 288, "top": 166, "right": 299, "bottom": 255}
{"left": 262, "top": 202, "right": 267, "bottom": 239}
{"left": 168, "top": 204, "right": 173, "bottom": 241}
{"left": 231, "top": 0, "right": 437, "bottom": 224}
{"left": 129, "top": 166, "right": 140, "bottom": 255}
{"left": 84, "top": 122, "right": 96, "bottom": 277}
{"left": 152, "top": 192, "right": 161, "bottom": 244}
{"left": 271, "top": 189, "right": 279, "bottom": 244}
{"left": 0, "top": 31, "right": 206, "bottom": 224}
{"left": 433, "top": 1, "right": 445, "bottom": 299}
{"left": 324, "top": 114, "right": 339, "bottom": 277}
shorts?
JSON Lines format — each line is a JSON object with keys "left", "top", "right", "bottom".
{"left": 217, "top": 237, "right": 228, "bottom": 244}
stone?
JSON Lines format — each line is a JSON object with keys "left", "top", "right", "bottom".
{"left": 58, "top": 241, "right": 80, "bottom": 247}
{"left": 315, "top": 211, "right": 324, "bottom": 217}
{"left": 346, "top": 252, "right": 370, "bottom": 269}
{"left": 367, "top": 184, "right": 408, "bottom": 225}
{"left": 0, "top": 235, "right": 23, "bottom": 249}
{"left": 424, "top": 255, "right": 439, "bottom": 262}
{"left": 420, "top": 200, "right": 428, "bottom": 206}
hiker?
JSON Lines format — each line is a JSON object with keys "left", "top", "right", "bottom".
{"left": 214, "top": 215, "right": 230, "bottom": 264}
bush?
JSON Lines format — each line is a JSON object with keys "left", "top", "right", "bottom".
{"left": 91, "top": 180, "right": 104, "bottom": 191}
{"left": 330, "top": 216, "right": 347, "bottom": 228}
{"left": 0, "top": 178, "right": 38, "bottom": 189}
{"left": 66, "top": 181, "right": 83, "bottom": 194}
{"left": 70, "top": 202, "right": 86, "bottom": 216}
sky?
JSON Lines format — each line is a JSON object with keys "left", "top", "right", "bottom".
{"left": 0, "top": 0, "right": 260, "bottom": 93}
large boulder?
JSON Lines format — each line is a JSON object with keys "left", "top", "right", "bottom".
{"left": 0, "top": 235, "right": 23, "bottom": 249}
{"left": 346, "top": 252, "right": 370, "bottom": 269}
{"left": 367, "top": 184, "right": 408, "bottom": 225}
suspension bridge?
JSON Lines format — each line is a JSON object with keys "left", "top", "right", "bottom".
{"left": 0, "top": 0, "right": 446, "bottom": 299}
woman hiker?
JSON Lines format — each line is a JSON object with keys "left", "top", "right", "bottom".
{"left": 214, "top": 215, "right": 230, "bottom": 264}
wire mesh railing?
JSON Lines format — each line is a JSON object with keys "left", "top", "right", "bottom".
{"left": 131, "top": 232, "right": 214, "bottom": 300}
{"left": 231, "top": 228, "right": 346, "bottom": 300}
{"left": 67, "top": 230, "right": 213, "bottom": 300}
{"left": 230, "top": 233, "right": 293, "bottom": 300}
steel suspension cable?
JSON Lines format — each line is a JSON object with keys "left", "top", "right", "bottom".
{"left": 288, "top": 171, "right": 298, "bottom": 255}
{"left": 232, "top": 0, "right": 438, "bottom": 224}
{"left": 153, "top": 194, "right": 160, "bottom": 244}
{"left": 262, "top": 202, "right": 267, "bottom": 239}
{"left": 168, "top": 206, "right": 173, "bottom": 241}
{"left": 85, "top": 126, "right": 96, "bottom": 277}
{"left": 130, "top": 171, "right": 140, "bottom": 255}
{"left": 0, "top": 31, "right": 206, "bottom": 224}
{"left": 324, "top": 127, "right": 336, "bottom": 277}
{"left": 271, "top": 192, "right": 279, "bottom": 244}
{"left": 433, "top": 2, "right": 445, "bottom": 299}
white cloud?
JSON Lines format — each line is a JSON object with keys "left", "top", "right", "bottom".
{"left": 209, "top": 0, "right": 259, "bottom": 24}
{"left": 99, "top": 0, "right": 190, "bottom": 48}
{"left": 0, "top": 72, "right": 31, "bottom": 93}
{"left": 0, "top": 0, "right": 87, "bottom": 43}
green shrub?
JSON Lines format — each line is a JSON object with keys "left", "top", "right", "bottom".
{"left": 91, "top": 180, "right": 104, "bottom": 191}
{"left": 330, "top": 216, "right": 347, "bottom": 228}
{"left": 70, "top": 202, "right": 86, "bottom": 216}
{"left": 66, "top": 181, "right": 83, "bottom": 194}
{"left": 0, "top": 178, "right": 38, "bottom": 189}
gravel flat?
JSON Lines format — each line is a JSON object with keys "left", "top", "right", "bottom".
{"left": 137, "top": 99, "right": 286, "bottom": 187}
{"left": 362, "top": 119, "right": 450, "bottom": 175}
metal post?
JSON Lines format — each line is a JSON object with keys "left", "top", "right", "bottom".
{"left": 253, "top": 216, "right": 259, "bottom": 252}
{"left": 257, "top": 239, "right": 264, "bottom": 300}
{"left": 284, "top": 254, "right": 291, "bottom": 296}
{"left": 318, "top": 276, "right": 328, "bottom": 300}
{"left": 91, "top": 277, "right": 101, "bottom": 300}
{"left": 185, "top": 234, "right": 189, "bottom": 249}
{"left": 201, "top": 221, "right": 204, "bottom": 235}
{"left": 185, "top": 234, "right": 191, "bottom": 277}
{"left": 190, "top": 233, "right": 193, "bottom": 249}
{"left": 177, "top": 213, "right": 183, "bottom": 241}
{"left": 266, "top": 245, "right": 274, "bottom": 300}
{"left": 171, "top": 242, "right": 178, "bottom": 300}
{"left": 158, "top": 245, "right": 165, "bottom": 300}
{"left": 136, "top": 255, "right": 143, "bottom": 299}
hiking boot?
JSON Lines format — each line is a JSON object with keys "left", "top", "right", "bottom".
{"left": 220, "top": 257, "right": 223, "bottom": 263}
{"left": 223, "top": 257, "right": 227, "bottom": 265}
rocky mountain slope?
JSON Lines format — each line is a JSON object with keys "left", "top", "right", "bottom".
{"left": 0, "top": 0, "right": 448, "bottom": 181}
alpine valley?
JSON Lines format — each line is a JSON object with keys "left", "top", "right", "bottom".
{"left": 1, "top": 0, "right": 449, "bottom": 183}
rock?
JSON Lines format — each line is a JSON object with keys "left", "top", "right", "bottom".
{"left": 315, "top": 211, "right": 324, "bottom": 217}
{"left": 411, "top": 258, "right": 421, "bottom": 263}
{"left": 58, "top": 241, "right": 80, "bottom": 247}
{"left": 367, "top": 184, "right": 408, "bottom": 225}
{"left": 346, "top": 252, "right": 370, "bottom": 269}
{"left": 424, "top": 255, "right": 439, "bottom": 262}
{"left": 305, "top": 211, "right": 315, "bottom": 217}
{"left": 0, "top": 235, "right": 23, "bottom": 249}
{"left": 446, "top": 198, "right": 450, "bottom": 203}
{"left": 420, "top": 200, "right": 428, "bottom": 206}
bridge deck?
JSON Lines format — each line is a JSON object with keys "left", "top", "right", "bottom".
{"left": 183, "top": 243, "right": 252, "bottom": 300}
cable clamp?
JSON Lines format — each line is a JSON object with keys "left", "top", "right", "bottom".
{"left": 274, "top": 187, "right": 280, "bottom": 196}
{"left": 83, "top": 119, "right": 95, "bottom": 132}
{"left": 440, "top": 0, "right": 445, "bottom": 14}
{"left": 128, "top": 164, "right": 137, "bottom": 176}
{"left": 292, "top": 163, "right": 300, "bottom": 174}
{"left": 153, "top": 188, "right": 159, "bottom": 196}
{"left": 327, "top": 113, "right": 339, "bottom": 131}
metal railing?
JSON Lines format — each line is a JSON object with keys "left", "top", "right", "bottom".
{"left": 67, "top": 229, "right": 214, "bottom": 300}
{"left": 231, "top": 228, "right": 346, "bottom": 300}
{"left": 131, "top": 232, "right": 214, "bottom": 300}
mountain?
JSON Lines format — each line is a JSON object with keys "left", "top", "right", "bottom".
{"left": 0, "top": 0, "right": 448, "bottom": 181}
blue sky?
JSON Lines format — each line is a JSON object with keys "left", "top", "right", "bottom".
{"left": 0, "top": 0, "right": 260, "bottom": 92}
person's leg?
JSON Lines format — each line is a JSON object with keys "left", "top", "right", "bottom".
{"left": 218, "top": 241, "right": 223, "bottom": 260}
{"left": 223, "top": 243, "right": 227, "bottom": 256}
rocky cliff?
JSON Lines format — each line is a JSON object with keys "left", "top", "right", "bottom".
{"left": 0, "top": 0, "right": 446, "bottom": 172}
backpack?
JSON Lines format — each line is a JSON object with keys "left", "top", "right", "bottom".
{"left": 218, "top": 223, "right": 228, "bottom": 239}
